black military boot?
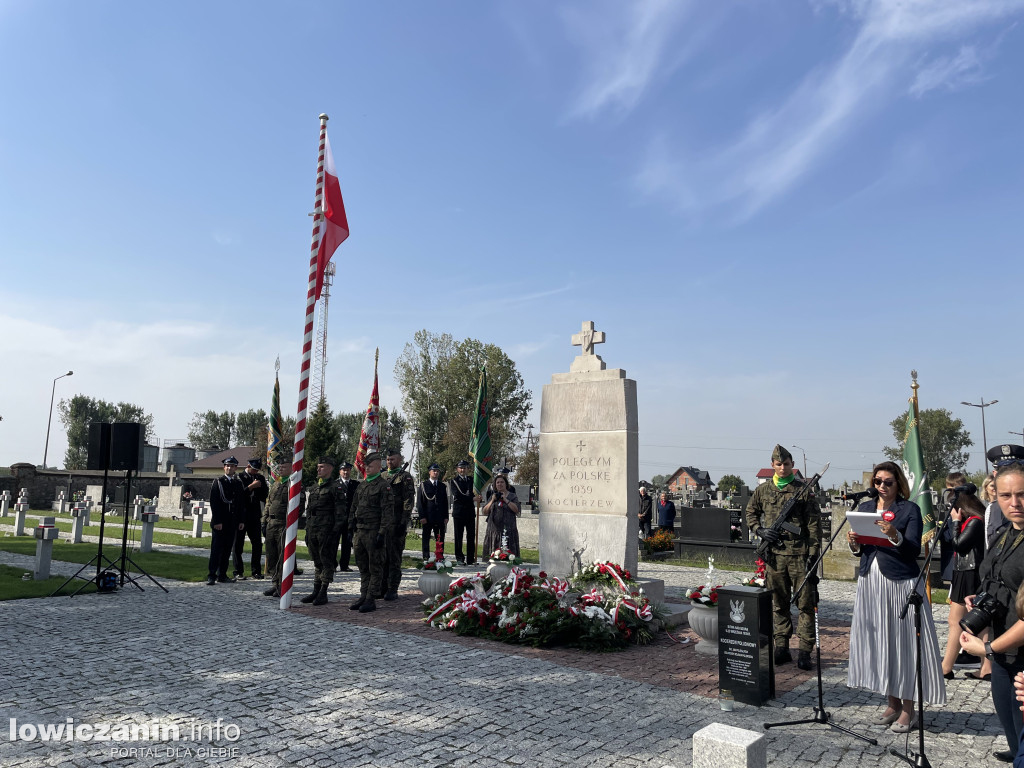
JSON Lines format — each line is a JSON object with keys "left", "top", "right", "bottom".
{"left": 797, "top": 650, "right": 813, "bottom": 670}
{"left": 774, "top": 645, "right": 792, "bottom": 665}
{"left": 312, "top": 582, "right": 329, "bottom": 606}
{"left": 358, "top": 597, "right": 377, "bottom": 613}
{"left": 384, "top": 590, "right": 398, "bottom": 602}
{"left": 300, "top": 580, "right": 321, "bottom": 604}
{"left": 349, "top": 596, "right": 365, "bottom": 611}
{"left": 263, "top": 585, "right": 280, "bottom": 597}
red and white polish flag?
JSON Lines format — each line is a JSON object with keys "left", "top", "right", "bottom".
{"left": 315, "top": 130, "right": 349, "bottom": 300}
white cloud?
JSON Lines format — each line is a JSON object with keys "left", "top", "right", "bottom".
{"left": 632, "top": 0, "right": 1024, "bottom": 220}
{"left": 562, "top": 0, "right": 696, "bottom": 120}
{"left": 910, "top": 44, "right": 991, "bottom": 98}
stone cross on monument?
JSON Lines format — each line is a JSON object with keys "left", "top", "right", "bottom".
{"left": 570, "top": 321, "right": 607, "bottom": 373}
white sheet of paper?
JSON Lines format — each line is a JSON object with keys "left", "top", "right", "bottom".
{"left": 847, "top": 509, "right": 894, "bottom": 546}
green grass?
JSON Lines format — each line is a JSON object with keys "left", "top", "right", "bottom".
{"left": 0, "top": 563, "right": 98, "bottom": 600}
{"left": 0, "top": 538, "right": 211, "bottom": 582}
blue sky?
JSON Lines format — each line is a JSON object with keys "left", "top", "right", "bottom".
{"left": 2, "top": 0, "right": 1023, "bottom": 487}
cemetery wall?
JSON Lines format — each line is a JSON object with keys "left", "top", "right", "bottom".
{"left": 7, "top": 464, "right": 215, "bottom": 508}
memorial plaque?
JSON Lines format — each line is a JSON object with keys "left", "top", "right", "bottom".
{"left": 718, "top": 585, "right": 774, "bottom": 706}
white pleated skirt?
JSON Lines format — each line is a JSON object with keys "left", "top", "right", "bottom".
{"left": 847, "top": 558, "right": 947, "bottom": 705}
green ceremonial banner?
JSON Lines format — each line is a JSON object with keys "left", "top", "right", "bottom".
{"left": 902, "top": 403, "right": 936, "bottom": 545}
{"left": 469, "top": 366, "right": 493, "bottom": 496}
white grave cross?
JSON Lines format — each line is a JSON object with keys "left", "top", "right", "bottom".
{"left": 570, "top": 321, "right": 607, "bottom": 373}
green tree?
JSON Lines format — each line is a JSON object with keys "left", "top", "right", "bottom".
{"left": 303, "top": 399, "right": 341, "bottom": 484}
{"left": 883, "top": 407, "right": 972, "bottom": 485}
{"left": 649, "top": 474, "right": 668, "bottom": 490}
{"left": 57, "top": 395, "right": 155, "bottom": 470}
{"left": 717, "top": 474, "right": 744, "bottom": 494}
{"left": 515, "top": 437, "right": 539, "bottom": 489}
{"left": 187, "top": 410, "right": 235, "bottom": 450}
{"left": 235, "top": 408, "right": 267, "bottom": 447}
{"left": 394, "top": 330, "right": 532, "bottom": 479}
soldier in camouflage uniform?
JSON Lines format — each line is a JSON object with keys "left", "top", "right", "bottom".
{"left": 348, "top": 452, "right": 393, "bottom": 613}
{"left": 382, "top": 447, "right": 416, "bottom": 601}
{"left": 262, "top": 451, "right": 304, "bottom": 598}
{"left": 299, "top": 456, "right": 348, "bottom": 606}
{"left": 745, "top": 444, "right": 821, "bottom": 669}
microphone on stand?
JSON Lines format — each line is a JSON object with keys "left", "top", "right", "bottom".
{"left": 842, "top": 488, "right": 879, "bottom": 503}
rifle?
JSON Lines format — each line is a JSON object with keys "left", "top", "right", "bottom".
{"left": 754, "top": 462, "right": 830, "bottom": 559}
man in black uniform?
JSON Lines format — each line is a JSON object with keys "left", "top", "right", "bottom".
{"left": 638, "top": 484, "right": 653, "bottom": 539}
{"left": 300, "top": 456, "right": 348, "bottom": 606}
{"left": 207, "top": 456, "right": 246, "bottom": 585}
{"left": 233, "top": 458, "right": 268, "bottom": 579}
{"left": 336, "top": 460, "right": 359, "bottom": 572}
{"left": 417, "top": 463, "right": 449, "bottom": 561}
{"left": 382, "top": 447, "right": 415, "bottom": 602}
{"left": 449, "top": 459, "right": 479, "bottom": 565}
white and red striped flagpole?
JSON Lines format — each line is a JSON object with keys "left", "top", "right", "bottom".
{"left": 281, "top": 113, "right": 329, "bottom": 609}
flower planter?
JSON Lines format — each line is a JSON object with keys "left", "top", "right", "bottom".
{"left": 418, "top": 571, "right": 453, "bottom": 598}
{"left": 688, "top": 601, "right": 719, "bottom": 656}
{"left": 486, "top": 562, "right": 512, "bottom": 582}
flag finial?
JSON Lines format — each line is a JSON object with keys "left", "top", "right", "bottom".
{"left": 275, "top": 355, "right": 281, "bottom": 373}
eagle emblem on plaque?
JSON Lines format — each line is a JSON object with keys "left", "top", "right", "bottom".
{"left": 729, "top": 599, "right": 745, "bottom": 624}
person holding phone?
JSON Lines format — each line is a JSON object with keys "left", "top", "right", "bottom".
{"left": 846, "top": 461, "right": 945, "bottom": 732}
{"left": 481, "top": 474, "right": 520, "bottom": 556}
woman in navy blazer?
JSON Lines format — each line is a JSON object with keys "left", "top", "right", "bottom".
{"left": 846, "top": 461, "right": 946, "bottom": 732}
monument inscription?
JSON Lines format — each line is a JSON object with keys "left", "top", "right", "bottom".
{"left": 545, "top": 439, "right": 620, "bottom": 514}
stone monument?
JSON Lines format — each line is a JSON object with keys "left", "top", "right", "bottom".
{"left": 539, "top": 321, "right": 639, "bottom": 577}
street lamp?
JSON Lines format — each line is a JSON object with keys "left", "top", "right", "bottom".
{"left": 43, "top": 370, "right": 73, "bottom": 469}
{"left": 962, "top": 397, "right": 998, "bottom": 474}
{"left": 791, "top": 444, "right": 807, "bottom": 477}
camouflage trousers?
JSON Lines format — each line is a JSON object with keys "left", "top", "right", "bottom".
{"left": 766, "top": 554, "right": 817, "bottom": 652}
{"left": 383, "top": 525, "right": 408, "bottom": 594}
{"left": 306, "top": 526, "right": 337, "bottom": 585}
{"left": 353, "top": 529, "right": 385, "bottom": 600}
{"left": 265, "top": 519, "right": 285, "bottom": 587}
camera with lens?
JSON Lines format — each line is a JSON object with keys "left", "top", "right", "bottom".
{"left": 960, "top": 591, "right": 1008, "bottom": 635}
{"left": 494, "top": 491, "right": 503, "bottom": 501}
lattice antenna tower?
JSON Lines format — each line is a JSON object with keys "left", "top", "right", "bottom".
{"left": 310, "top": 261, "right": 336, "bottom": 408}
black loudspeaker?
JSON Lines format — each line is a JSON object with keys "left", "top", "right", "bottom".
{"left": 87, "top": 422, "right": 111, "bottom": 471}
{"left": 86, "top": 422, "right": 143, "bottom": 471}
{"left": 109, "top": 423, "right": 143, "bottom": 471}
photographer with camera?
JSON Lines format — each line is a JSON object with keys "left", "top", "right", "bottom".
{"left": 846, "top": 461, "right": 945, "bottom": 733}
{"left": 481, "top": 474, "right": 520, "bottom": 557}
{"left": 960, "top": 454, "right": 1024, "bottom": 763}
{"left": 940, "top": 481, "right": 989, "bottom": 680}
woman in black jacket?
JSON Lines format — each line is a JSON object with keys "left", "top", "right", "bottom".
{"left": 940, "top": 491, "right": 987, "bottom": 679}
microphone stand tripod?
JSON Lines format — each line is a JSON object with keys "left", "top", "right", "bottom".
{"left": 764, "top": 514, "right": 877, "bottom": 745}
{"left": 890, "top": 519, "right": 945, "bottom": 768}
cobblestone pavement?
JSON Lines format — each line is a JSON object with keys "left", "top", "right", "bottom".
{"left": 0, "top": 548, "right": 1005, "bottom": 768}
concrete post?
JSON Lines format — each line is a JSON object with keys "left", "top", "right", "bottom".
{"left": 83, "top": 497, "right": 93, "bottom": 526}
{"left": 133, "top": 495, "right": 145, "bottom": 521}
{"left": 140, "top": 511, "right": 159, "bottom": 553}
{"left": 191, "top": 500, "right": 208, "bottom": 538}
{"left": 0, "top": 489, "right": 10, "bottom": 518}
{"left": 33, "top": 516, "right": 60, "bottom": 580}
{"left": 692, "top": 723, "right": 766, "bottom": 768}
{"left": 70, "top": 505, "right": 87, "bottom": 544}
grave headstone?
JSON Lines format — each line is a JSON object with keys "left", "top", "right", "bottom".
{"left": 33, "top": 517, "right": 60, "bottom": 580}
{"left": 53, "top": 490, "right": 67, "bottom": 514}
{"left": 14, "top": 489, "right": 30, "bottom": 536}
{"left": 132, "top": 495, "right": 146, "bottom": 521}
{"left": 191, "top": 500, "right": 208, "bottom": 538}
{"left": 82, "top": 498, "right": 92, "bottom": 526}
{"left": 140, "top": 511, "right": 159, "bottom": 553}
{"left": 717, "top": 586, "right": 774, "bottom": 706}
{"left": 156, "top": 485, "right": 182, "bottom": 518}
{"left": 70, "top": 504, "right": 87, "bottom": 544}
{"left": 539, "top": 321, "right": 639, "bottom": 577}
{"left": 0, "top": 489, "right": 10, "bottom": 518}
{"left": 85, "top": 486, "right": 104, "bottom": 508}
